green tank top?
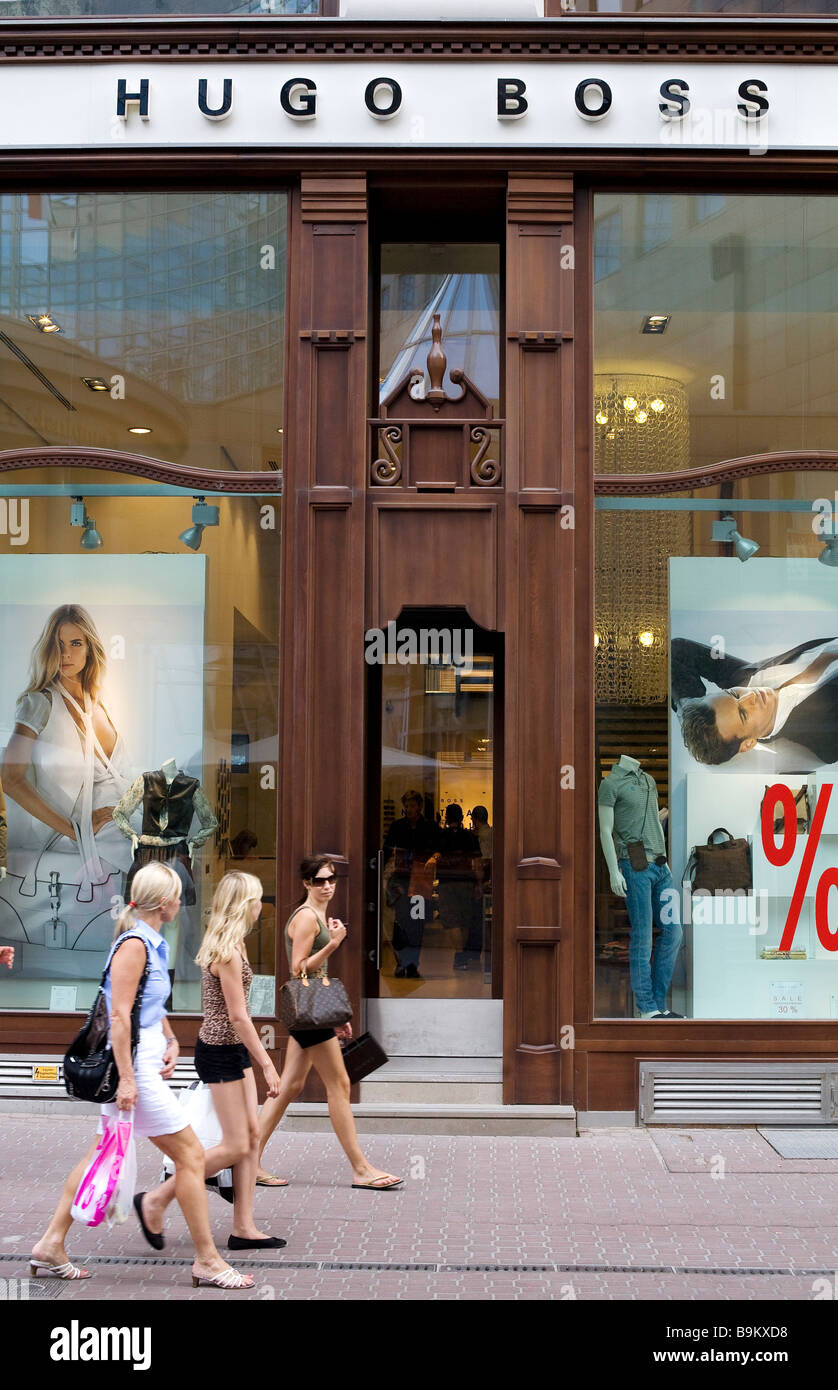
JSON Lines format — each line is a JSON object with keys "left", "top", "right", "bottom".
{"left": 284, "top": 904, "right": 331, "bottom": 977}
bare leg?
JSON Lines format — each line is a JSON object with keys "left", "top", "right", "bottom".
{"left": 231, "top": 1069, "right": 274, "bottom": 1239}
{"left": 256, "top": 1037, "right": 312, "bottom": 1182}
{"left": 30, "top": 1136, "right": 100, "bottom": 1275}
{"left": 141, "top": 1088, "right": 250, "bottom": 1233}
{"left": 311, "top": 1038, "right": 402, "bottom": 1187}
{"left": 149, "top": 1126, "right": 252, "bottom": 1285}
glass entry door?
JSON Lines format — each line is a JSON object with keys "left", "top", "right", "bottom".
{"left": 370, "top": 622, "right": 497, "bottom": 1000}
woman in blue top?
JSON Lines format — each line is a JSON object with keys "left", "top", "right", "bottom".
{"left": 29, "top": 862, "right": 254, "bottom": 1291}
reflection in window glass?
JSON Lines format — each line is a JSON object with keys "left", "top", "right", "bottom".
{"left": 594, "top": 211, "right": 622, "bottom": 282}
{"left": 595, "top": 474, "right": 838, "bottom": 1020}
{"left": 594, "top": 192, "right": 838, "bottom": 473}
{"left": 0, "top": 0, "right": 316, "bottom": 14}
{"left": 0, "top": 471, "right": 281, "bottom": 1015}
{"left": 0, "top": 193, "right": 287, "bottom": 471}
{"left": 379, "top": 244, "right": 501, "bottom": 413}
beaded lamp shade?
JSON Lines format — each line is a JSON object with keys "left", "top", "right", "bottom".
{"left": 594, "top": 374, "right": 692, "bottom": 705}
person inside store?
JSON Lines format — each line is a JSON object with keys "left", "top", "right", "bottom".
{"left": 597, "top": 755, "right": 683, "bottom": 1020}
{"left": 432, "top": 804, "right": 482, "bottom": 972}
{"left": 381, "top": 789, "right": 439, "bottom": 979}
{"left": 467, "top": 804, "right": 493, "bottom": 971}
{"left": 673, "top": 635, "right": 838, "bottom": 767}
{"left": 30, "top": 862, "right": 255, "bottom": 1290}
{"left": 256, "top": 854, "right": 403, "bottom": 1190}
{"left": 132, "top": 870, "right": 285, "bottom": 1252}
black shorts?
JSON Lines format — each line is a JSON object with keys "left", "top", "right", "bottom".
{"left": 194, "top": 1037, "right": 253, "bottom": 1083}
{"left": 289, "top": 1027, "right": 335, "bottom": 1051}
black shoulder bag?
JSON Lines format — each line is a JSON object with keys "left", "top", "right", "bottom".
{"left": 64, "top": 933, "right": 151, "bottom": 1103}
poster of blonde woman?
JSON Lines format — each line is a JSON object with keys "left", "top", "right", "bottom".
{"left": 0, "top": 555, "right": 205, "bottom": 1006}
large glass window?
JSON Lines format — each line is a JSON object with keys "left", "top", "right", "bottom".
{"left": 0, "top": 1, "right": 318, "bottom": 15}
{"left": 594, "top": 189, "right": 838, "bottom": 1022}
{"left": 0, "top": 192, "right": 287, "bottom": 471}
{"left": 0, "top": 466, "right": 281, "bottom": 1016}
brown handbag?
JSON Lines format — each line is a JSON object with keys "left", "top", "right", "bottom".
{"left": 688, "top": 828, "right": 752, "bottom": 893}
{"left": 762, "top": 785, "right": 810, "bottom": 836}
{"left": 278, "top": 968, "right": 353, "bottom": 1031}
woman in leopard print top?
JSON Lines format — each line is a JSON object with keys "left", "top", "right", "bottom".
{"left": 132, "top": 872, "right": 285, "bottom": 1252}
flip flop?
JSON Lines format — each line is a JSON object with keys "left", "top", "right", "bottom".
{"left": 351, "top": 1175, "right": 404, "bottom": 1190}
{"left": 255, "top": 1175, "right": 289, "bottom": 1187}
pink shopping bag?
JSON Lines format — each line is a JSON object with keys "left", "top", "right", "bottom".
{"left": 70, "top": 1112, "right": 134, "bottom": 1228}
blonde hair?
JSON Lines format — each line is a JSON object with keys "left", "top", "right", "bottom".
{"left": 196, "top": 871, "right": 262, "bottom": 968}
{"left": 23, "top": 604, "right": 107, "bottom": 703}
{"left": 113, "top": 862, "right": 183, "bottom": 940}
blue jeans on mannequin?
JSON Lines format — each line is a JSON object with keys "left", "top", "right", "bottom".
{"left": 618, "top": 858, "right": 683, "bottom": 1015}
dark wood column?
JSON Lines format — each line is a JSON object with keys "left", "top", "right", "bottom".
{"left": 279, "top": 175, "right": 369, "bottom": 1073}
{"left": 503, "top": 175, "right": 576, "bottom": 1105}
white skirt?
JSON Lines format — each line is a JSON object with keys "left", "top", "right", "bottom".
{"left": 99, "top": 1021, "right": 190, "bottom": 1139}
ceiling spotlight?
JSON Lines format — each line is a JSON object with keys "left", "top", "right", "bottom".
{"left": 711, "top": 515, "right": 760, "bottom": 562}
{"left": 82, "top": 377, "right": 110, "bottom": 392}
{"left": 27, "top": 312, "right": 61, "bottom": 334}
{"left": 128, "top": 426, "right": 152, "bottom": 435}
{"left": 69, "top": 496, "right": 103, "bottom": 550}
{"left": 641, "top": 314, "right": 670, "bottom": 335}
{"left": 179, "top": 495, "right": 219, "bottom": 551}
{"left": 818, "top": 537, "right": 838, "bottom": 568}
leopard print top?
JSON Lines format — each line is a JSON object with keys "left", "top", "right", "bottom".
{"left": 198, "top": 952, "right": 253, "bottom": 1046}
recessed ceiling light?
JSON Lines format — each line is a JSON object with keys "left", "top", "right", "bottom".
{"left": 128, "top": 426, "right": 152, "bottom": 435}
{"left": 82, "top": 377, "right": 110, "bottom": 392}
{"left": 276, "top": 427, "right": 284, "bottom": 434}
{"left": 27, "top": 313, "right": 61, "bottom": 334}
{"left": 641, "top": 314, "right": 670, "bottom": 335}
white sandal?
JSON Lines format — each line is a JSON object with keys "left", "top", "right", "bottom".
{"left": 191, "top": 1265, "right": 254, "bottom": 1290}
{"left": 30, "top": 1257, "right": 91, "bottom": 1280}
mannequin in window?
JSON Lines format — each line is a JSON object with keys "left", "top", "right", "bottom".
{"left": 113, "top": 759, "right": 217, "bottom": 983}
{"left": 597, "top": 754, "right": 683, "bottom": 1020}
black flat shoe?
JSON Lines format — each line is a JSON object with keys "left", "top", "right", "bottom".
{"left": 227, "top": 1234, "right": 287, "bottom": 1250}
{"left": 133, "top": 1192, "right": 165, "bottom": 1251}
{"left": 206, "top": 1176, "right": 235, "bottom": 1205}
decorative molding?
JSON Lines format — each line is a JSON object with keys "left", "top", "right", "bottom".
{"left": 516, "top": 924, "right": 562, "bottom": 941}
{"left": 508, "top": 176, "right": 574, "bottom": 222}
{"left": 0, "top": 446, "right": 281, "bottom": 493}
{"left": 301, "top": 174, "right": 367, "bottom": 223}
{"left": 3, "top": 18, "right": 838, "bottom": 63}
{"left": 371, "top": 426, "right": 402, "bottom": 486}
{"left": 510, "top": 330, "right": 571, "bottom": 348}
{"left": 594, "top": 450, "right": 838, "bottom": 496}
{"left": 517, "top": 856, "right": 562, "bottom": 878}
{"left": 300, "top": 328, "right": 363, "bottom": 344}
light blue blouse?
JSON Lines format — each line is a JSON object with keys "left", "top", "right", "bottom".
{"left": 103, "top": 920, "right": 171, "bottom": 1029}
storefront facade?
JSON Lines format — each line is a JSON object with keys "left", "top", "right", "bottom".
{"left": 2, "top": 2, "right": 838, "bottom": 1122}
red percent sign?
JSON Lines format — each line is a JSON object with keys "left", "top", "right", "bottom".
{"left": 761, "top": 783, "right": 838, "bottom": 952}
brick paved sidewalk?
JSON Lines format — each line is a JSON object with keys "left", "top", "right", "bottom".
{"left": 3, "top": 1113, "right": 838, "bottom": 1301}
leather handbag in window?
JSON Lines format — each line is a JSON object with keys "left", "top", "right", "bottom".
{"left": 340, "top": 1032, "right": 388, "bottom": 1085}
{"left": 278, "top": 968, "right": 353, "bottom": 1031}
{"left": 687, "top": 828, "right": 752, "bottom": 893}
{"left": 762, "top": 785, "right": 810, "bottom": 836}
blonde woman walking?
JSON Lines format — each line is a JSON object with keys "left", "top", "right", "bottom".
{"left": 30, "top": 862, "right": 253, "bottom": 1290}
{"left": 257, "top": 854, "right": 402, "bottom": 1191}
{"left": 135, "top": 872, "right": 285, "bottom": 1251}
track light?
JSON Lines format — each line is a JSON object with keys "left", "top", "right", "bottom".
{"left": 70, "top": 496, "right": 103, "bottom": 550}
{"left": 179, "top": 495, "right": 219, "bottom": 551}
{"left": 819, "top": 537, "right": 838, "bottom": 568}
{"left": 711, "top": 515, "right": 759, "bottom": 562}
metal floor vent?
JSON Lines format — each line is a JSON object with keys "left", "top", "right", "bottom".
{"left": 0, "top": 1053, "right": 197, "bottom": 1100}
{"left": 639, "top": 1061, "right": 838, "bottom": 1126}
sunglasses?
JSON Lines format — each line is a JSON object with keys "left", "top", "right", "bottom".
{"left": 311, "top": 874, "right": 337, "bottom": 886}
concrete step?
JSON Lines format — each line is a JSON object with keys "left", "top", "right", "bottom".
{"left": 360, "top": 1055, "right": 503, "bottom": 1105}
{"left": 283, "top": 1100, "right": 576, "bottom": 1136}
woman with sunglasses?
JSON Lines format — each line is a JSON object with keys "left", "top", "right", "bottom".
{"left": 256, "top": 853, "right": 402, "bottom": 1191}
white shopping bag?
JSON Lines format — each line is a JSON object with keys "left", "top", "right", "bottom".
{"left": 162, "top": 1081, "right": 232, "bottom": 1193}
{"left": 106, "top": 1124, "right": 138, "bottom": 1229}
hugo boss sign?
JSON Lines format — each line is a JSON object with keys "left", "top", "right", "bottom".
{"left": 115, "top": 74, "right": 771, "bottom": 125}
